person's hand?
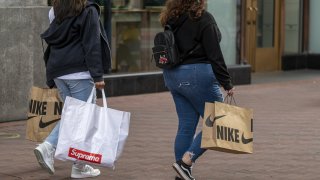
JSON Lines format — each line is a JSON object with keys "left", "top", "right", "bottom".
{"left": 226, "top": 87, "right": 235, "bottom": 96}
{"left": 95, "top": 81, "right": 105, "bottom": 90}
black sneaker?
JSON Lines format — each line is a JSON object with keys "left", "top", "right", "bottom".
{"left": 175, "top": 176, "right": 182, "bottom": 180}
{"left": 172, "top": 160, "right": 195, "bottom": 180}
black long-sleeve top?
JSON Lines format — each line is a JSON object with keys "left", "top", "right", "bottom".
{"left": 167, "top": 11, "right": 233, "bottom": 90}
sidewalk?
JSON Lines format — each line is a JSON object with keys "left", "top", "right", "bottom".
{"left": 1, "top": 70, "right": 320, "bottom": 180}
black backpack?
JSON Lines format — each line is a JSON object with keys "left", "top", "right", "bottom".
{"left": 152, "top": 16, "right": 203, "bottom": 69}
{"left": 152, "top": 15, "right": 192, "bottom": 69}
{"left": 152, "top": 25, "right": 180, "bottom": 69}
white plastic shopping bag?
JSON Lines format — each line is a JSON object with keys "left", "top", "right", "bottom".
{"left": 55, "top": 88, "right": 130, "bottom": 168}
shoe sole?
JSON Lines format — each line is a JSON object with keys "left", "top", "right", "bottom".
{"left": 34, "top": 148, "right": 54, "bottom": 175}
{"left": 172, "top": 163, "right": 192, "bottom": 180}
{"left": 71, "top": 172, "right": 101, "bottom": 179}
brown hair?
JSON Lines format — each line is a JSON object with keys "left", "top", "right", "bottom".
{"left": 159, "top": 0, "right": 205, "bottom": 27}
{"left": 52, "top": 0, "right": 87, "bottom": 24}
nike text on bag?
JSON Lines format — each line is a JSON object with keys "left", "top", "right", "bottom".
{"left": 152, "top": 25, "right": 181, "bottom": 69}
{"left": 201, "top": 101, "right": 253, "bottom": 154}
{"left": 55, "top": 88, "right": 130, "bottom": 168}
{"left": 26, "top": 86, "right": 63, "bottom": 142}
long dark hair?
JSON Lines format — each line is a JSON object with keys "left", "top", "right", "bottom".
{"left": 52, "top": 0, "right": 87, "bottom": 24}
{"left": 159, "top": 0, "right": 205, "bottom": 27}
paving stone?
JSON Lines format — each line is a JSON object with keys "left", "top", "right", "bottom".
{"left": 0, "top": 76, "right": 320, "bottom": 180}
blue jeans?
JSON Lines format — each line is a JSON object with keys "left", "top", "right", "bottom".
{"left": 45, "top": 79, "right": 95, "bottom": 147}
{"left": 163, "top": 64, "right": 223, "bottom": 162}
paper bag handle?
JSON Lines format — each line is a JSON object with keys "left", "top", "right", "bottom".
{"left": 224, "top": 95, "right": 237, "bottom": 105}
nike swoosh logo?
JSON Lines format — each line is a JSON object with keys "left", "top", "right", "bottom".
{"left": 27, "top": 115, "right": 37, "bottom": 120}
{"left": 205, "top": 115, "right": 226, "bottom": 127}
{"left": 39, "top": 117, "right": 60, "bottom": 128}
{"left": 241, "top": 133, "right": 253, "bottom": 144}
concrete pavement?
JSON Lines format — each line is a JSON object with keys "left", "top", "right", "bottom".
{"left": 1, "top": 70, "right": 320, "bottom": 180}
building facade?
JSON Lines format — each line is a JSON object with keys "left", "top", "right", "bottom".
{"left": 244, "top": 0, "right": 320, "bottom": 71}
{"left": 97, "top": 0, "right": 320, "bottom": 96}
{"left": 101, "top": 0, "right": 244, "bottom": 73}
{"left": 83, "top": 0, "right": 320, "bottom": 75}
{"left": 0, "top": 0, "right": 319, "bottom": 121}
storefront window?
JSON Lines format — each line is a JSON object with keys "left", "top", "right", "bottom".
{"left": 111, "top": 0, "right": 164, "bottom": 73}
{"left": 47, "top": 0, "right": 240, "bottom": 72}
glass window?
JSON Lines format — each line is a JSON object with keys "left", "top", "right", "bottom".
{"left": 309, "top": 0, "right": 320, "bottom": 53}
{"left": 256, "top": 0, "right": 275, "bottom": 48}
{"left": 48, "top": 0, "right": 240, "bottom": 72}
{"left": 110, "top": 0, "right": 164, "bottom": 73}
{"left": 284, "top": 0, "right": 302, "bottom": 54}
{"left": 206, "top": 0, "right": 239, "bottom": 65}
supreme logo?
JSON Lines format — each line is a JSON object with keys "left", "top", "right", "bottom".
{"left": 68, "top": 148, "right": 102, "bottom": 164}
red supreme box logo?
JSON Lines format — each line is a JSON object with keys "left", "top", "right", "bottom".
{"left": 68, "top": 148, "right": 102, "bottom": 164}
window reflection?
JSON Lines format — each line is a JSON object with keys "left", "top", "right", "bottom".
{"left": 115, "top": 21, "right": 141, "bottom": 72}
{"left": 284, "top": 0, "right": 302, "bottom": 53}
{"left": 256, "top": 0, "right": 275, "bottom": 48}
{"left": 111, "top": 0, "right": 165, "bottom": 73}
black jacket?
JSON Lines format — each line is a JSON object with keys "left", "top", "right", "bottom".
{"left": 168, "top": 11, "right": 233, "bottom": 90}
{"left": 41, "top": 2, "right": 111, "bottom": 88}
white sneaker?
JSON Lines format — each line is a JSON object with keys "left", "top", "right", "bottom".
{"left": 71, "top": 164, "right": 101, "bottom": 179}
{"left": 34, "top": 141, "right": 55, "bottom": 174}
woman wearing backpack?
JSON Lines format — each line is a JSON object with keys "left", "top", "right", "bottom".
{"left": 34, "top": 0, "right": 110, "bottom": 178}
{"left": 159, "top": 0, "right": 234, "bottom": 179}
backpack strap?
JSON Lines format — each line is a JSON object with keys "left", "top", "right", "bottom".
{"left": 165, "top": 14, "right": 202, "bottom": 61}
{"left": 165, "top": 14, "right": 189, "bottom": 33}
{"left": 180, "top": 43, "right": 202, "bottom": 60}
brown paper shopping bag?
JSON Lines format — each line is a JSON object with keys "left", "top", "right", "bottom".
{"left": 201, "top": 100, "right": 253, "bottom": 154}
{"left": 26, "top": 86, "right": 63, "bottom": 142}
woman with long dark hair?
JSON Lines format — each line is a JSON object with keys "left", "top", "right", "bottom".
{"left": 160, "top": 0, "right": 234, "bottom": 179}
{"left": 34, "top": 0, "right": 111, "bottom": 178}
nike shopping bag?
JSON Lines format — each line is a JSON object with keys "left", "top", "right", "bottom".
{"left": 55, "top": 88, "right": 130, "bottom": 168}
{"left": 26, "top": 86, "right": 63, "bottom": 142}
{"left": 201, "top": 98, "right": 253, "bottom": 154}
